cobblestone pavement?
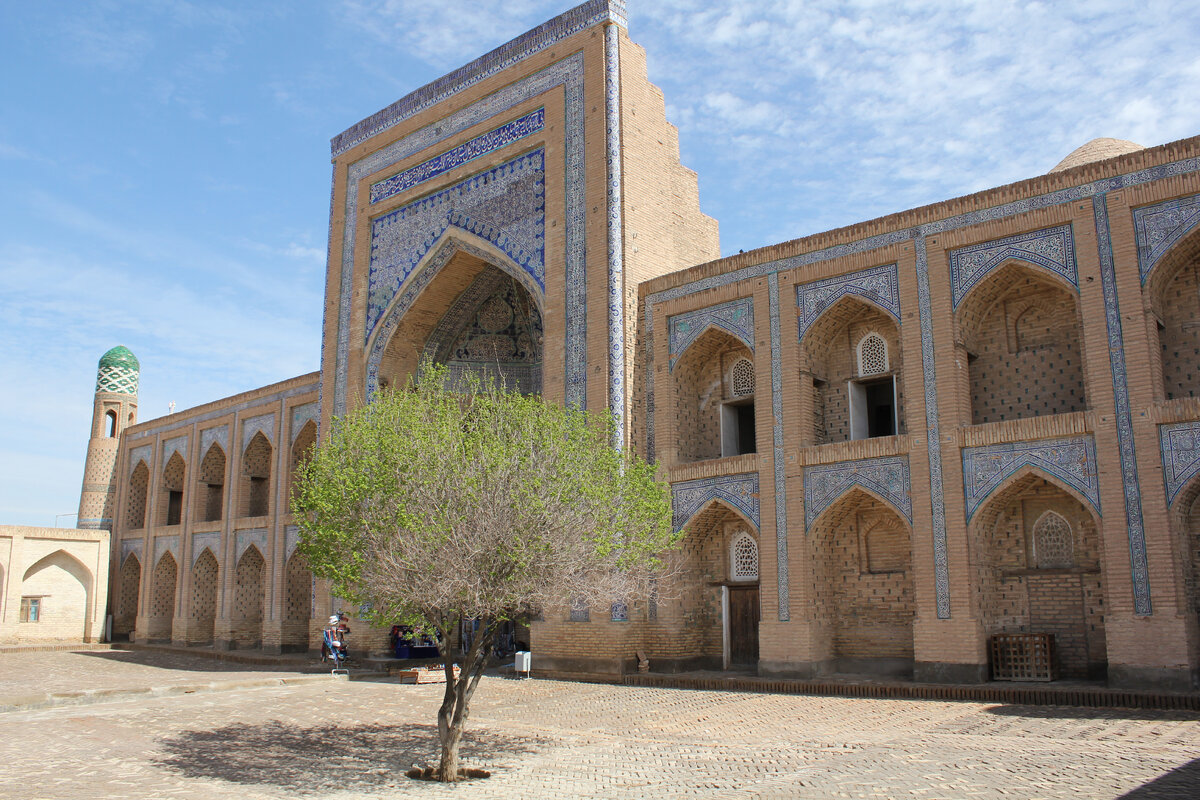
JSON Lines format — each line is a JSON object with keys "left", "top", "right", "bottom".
{"left": 3, "top": 658, "right": 1199, "bottom": 799}
{"left": 0, "top": 649, "right": 320, "bottom": 700}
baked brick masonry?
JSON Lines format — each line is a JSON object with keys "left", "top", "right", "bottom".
{"left": 61, "top": 1, "right": 1200, "bottom": 691}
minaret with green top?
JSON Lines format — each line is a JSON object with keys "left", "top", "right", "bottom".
{"left": 78, "top": 346, "right": 140, "bottom": 530}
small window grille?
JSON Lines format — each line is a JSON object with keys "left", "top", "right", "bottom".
{"left": 857, "top": 333, "right": 889, "bottom": 376}
{"left": 20, "top": 597, "right": 40, "bottom": 623}
{"left": 731, "top": 358, "right": 755, "bottom": 396}
{"left": 730, "top": 530, "right": 759, "bottom": 581}
{"left": 1033, "top": 511, "right": 1073, "bottom": 569}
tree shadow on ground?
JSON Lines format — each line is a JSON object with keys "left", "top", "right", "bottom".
{"left": 153, "top": 721, "right": 545, "bottom": 793}
{"left": 984, "top": 704, "right": 1200, "bottom": 722}
{"left": 1118, "top": 758, "right": 1200, "bottom": 798}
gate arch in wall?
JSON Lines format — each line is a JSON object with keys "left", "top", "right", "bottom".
{"left": 968, "top": 468, "right": 1107, "bottom": 680}
{"left": 807, "top": 487, "right": 915, "bottom": 676}
{"left": 21, "top": 550, "right": 94, "bottom": 642}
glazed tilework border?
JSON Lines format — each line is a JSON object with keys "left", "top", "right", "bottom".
{"left": 154, "top": 535, "right": 179, "bottom": 565}
{"left": 242, "top": 413, "right": 276, "bottom": 448}
{"left": 124, "top": 381, "right": 317, "bottom": 444}
{"left": 199, "top": 426, "right": 228, "bottom": 457}
{"left": 290, "top": 403, "right": 319, "bottom": 444}
{"left": 369, "top": 107, "right": 545, "bottom": 204}
{"left": 671, "top": 472, "right": 760, "bottom": 534}
{"left": 644, "top": 155, "right": 1200, "bottom": 622}
{"left": 1160, "top": 421, "right": 1200, "bottom": 506}
{"left": 330, "top": 0, "right": 624, "bottom": 157}
{"left": 962, "top": 435, "right": 1102, "bottom": 520}
{"left": 768, "top": 274, "right": 789, "bottom": 620}
{"left": 333, "top": 54, "right": 588, "bottom": 415}
{"left": 913, "top": 238, "right": 952, "bottom": 619}
{"left": 365, "top": 149, "right": 546, "bottom": 338}
{"left": 128, "top": 444, "right": 152, "bottom": 475}
{"left": 1132, "top": 192, "right": 1200, "bottom": 283}
{"left": 236, "top": 529, "right": 269, "bottom": 562}
{"left": 604, "top": 22, "right": 625, "bottom": 438}
{"left": 192, "top": 532, "right": 221, "bottom": 566}
{"left": 804, "top": 456, "right": 913, "bottom": 530}
{"left": 667, "top": 297, "right": 754, "bottom": 372}
{"left": 1093, "top": 195, "right": 1152, "bottom": 616}
{"left": 120, "top": 538, "right": 142, "bottom": 564}
{"left": 795, "top": 263, "right": 900, "bottom": 342}
{"left": 948, "top": 224, "right": 1077, "bottom": 308}
{"left": 162, "top": 436, "right": 188, "bottom": 466}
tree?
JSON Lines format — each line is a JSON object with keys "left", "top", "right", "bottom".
{"left": 292, "top": 365, "right": 676, "bottom": 782}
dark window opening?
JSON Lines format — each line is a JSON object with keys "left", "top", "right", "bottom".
{"left": 849, "top": 376, "right": 896, "bottom": 440}
{"left": 166, "top": 491, "right": 183, "bottom": 526}
{"left": 105, "top": 410, "right": 117, "bottom": 438}
{"left": 721, "top": 400, "right": 756, "bottom": 457}
{"left": 248, "top": 476, "right": 269, "bottom": 517}
{"left": 204, "top": 484, "right": 223, "bottom": 522}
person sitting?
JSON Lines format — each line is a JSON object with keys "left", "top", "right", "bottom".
{"left": 323, "top": 614, "right": 349, "bottom": 663}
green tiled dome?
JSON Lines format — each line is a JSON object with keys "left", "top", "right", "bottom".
{"left": 98, "top": 346, "right": 139, "bottom": 372}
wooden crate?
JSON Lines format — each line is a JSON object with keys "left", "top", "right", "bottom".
{"left": 990, "top": 633, "right": 1057, "bottom": 682}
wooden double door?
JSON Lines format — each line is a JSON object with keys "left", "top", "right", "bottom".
{"left": 728, "top": 585, "right": 760, "bottom": 666}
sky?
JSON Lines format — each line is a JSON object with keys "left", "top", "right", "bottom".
{"left": 1, "top": 0, "right": 1198, "bottom": 527}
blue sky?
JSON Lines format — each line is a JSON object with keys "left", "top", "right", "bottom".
{"left": 2, "top": 0, "right": 1198, "bottom": 526}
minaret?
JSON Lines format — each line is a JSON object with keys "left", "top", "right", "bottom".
{"left": 77, "top": 346, "right": 139, "bottom": 530}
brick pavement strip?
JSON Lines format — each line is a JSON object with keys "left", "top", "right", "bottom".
{"left": 1, "top": 658, "right": 1197, "bottom": 800}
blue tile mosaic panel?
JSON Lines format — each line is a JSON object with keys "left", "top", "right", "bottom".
{"left": 1093, "top": 196, "right": 1151, "bottom": 616}
{"left": 804, "top": 456, "right": 912, "bottom": 530}
{"left": 191, "top": 532, "right": 221, "bottom": 566}
{"left": 671, "top": 472, "right": 760, "bottom": 533}
{"left": 768, "top": 273, "right": 789, "bottom": 621}
{"left": 366, "top": 149, "right": 545, "bottom": 341}
{"left": 668, "top": 297, "right": 754, "bottom": 371}
{"left": 796, "top": 263, "right": 900, "bottom": 342}
{"left": 370, "top": 108, "right": 545, "bottom": 205}
{"left": 1159, "top": 421, "right": 1200, "bottom": 506}
{"left": 604, "top": 22, "right": 625, "bottom": 438}
{"left": 1132, "top": 193, "right": 1200, "bottom": 283}
{"left": 949, "top": 224, "right": 1077, "bottom": 308}
{"left": 961, "top": 435, "right": 1101, "bottom": 520}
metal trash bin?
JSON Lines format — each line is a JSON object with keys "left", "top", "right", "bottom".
{"left": 514, "top": 650, "right": 531, "bottom": 678}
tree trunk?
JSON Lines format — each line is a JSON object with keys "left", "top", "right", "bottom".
{"left": 434, "top": 618, "right": 498, "bottom": 782}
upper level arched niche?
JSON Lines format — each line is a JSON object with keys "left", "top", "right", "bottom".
{"left": 800, "top": 295, "right": 904, "bottom": 444}
{"left": 955, "top": 261, "right": 1087, "bottom": 425}
{"left": 371, "top": 248, "right": 543, "bottom": 398}
{"left": 1145, "top": 225, "right": 1200, "bottom": 401}
{"left": 671, "top": 326, "right": 756, "bottom": 464}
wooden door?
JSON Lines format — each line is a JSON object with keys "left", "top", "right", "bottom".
{"left": 728, "top": 585, "right": 760, "bottom": 665}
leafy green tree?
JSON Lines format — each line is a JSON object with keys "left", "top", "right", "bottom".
{"left": 293, "top": 365, "right": 676, "bottom": 781}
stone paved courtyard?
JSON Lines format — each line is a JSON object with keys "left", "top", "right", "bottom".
{"left": 3, "top": 651, "right": 1198, "bottom": 799}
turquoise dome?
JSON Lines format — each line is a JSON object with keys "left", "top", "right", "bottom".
{"left": 98, "top": 346, "right": 139, "bottom": 372}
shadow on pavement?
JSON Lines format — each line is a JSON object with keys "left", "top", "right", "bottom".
{"left": 153, "top": 721, "right": 544, "bottom": 792}
{"left": 984, "top": 704, "right": 1200, "bottom": 723}
{"left": 74, "top": 649, "right": 316, "bottom": 674}
{"left": 1118, "top": 758, "right": 1200, "bottom": 798}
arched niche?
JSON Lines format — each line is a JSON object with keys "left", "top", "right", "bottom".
{"left": 955, "top": 260, "right": 1087, "bottom": 425}
{"left": 672, "top": 326, "right": 756, "bottom": 463}
{"left": 288, "top": 420, "right": 318, "bottom": 509}
{"left": 239, "top": 433, "right": 273, "bottom": 518}
{"left": 969, "top": 470, "right": 1106, "bottom": 679}
{"left": 196, "top": 445, "right": 226, "bottom": 523}
{"left": 189, "top": 548, "right": 219, "bottom": 645}
{"left": 1145, "top": 226, "right": 1200, "bottom": 401}
{"left": 232, "top": 545, "right": 266, "bottom": 649}
{"left": 807, "top": 488, "right": 914, "bottom": 675}
{"left": 114, "top": 552, "right": 141, "bottom": 639}
{"left": 1169, "top": 475, "right": 1200, "bottom": 620}
{"left": 158, "top": 453, "right": 186, "bottom": 527}
{"left": 22, "top": 550, "right": 93, "bottom": 641}
{"left": 127, "top": 461, "right": 149, "bottom": 529}
{"left": 282, "top": 551, "right": 312, "bottom": 652}
{"left": 367, "top": 235, "right": 544, "bottom": 400}
{"left": 148, "top": 551, "right": 177, "bottom": 641}
{"left": 800, "top": 295, "right": 903, "bottom": 445}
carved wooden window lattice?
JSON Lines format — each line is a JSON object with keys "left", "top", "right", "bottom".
{"left": 731, "top": 357, "right": 755, "bottom": 397}
{"left": 730, "top": 530, "right": 759, "bottom": 581}
{"left": 1033, "top": 510, "right": 1073, "bottom": 569}
{"left": 857, "top": 332, "right": 889, "bottom": 376}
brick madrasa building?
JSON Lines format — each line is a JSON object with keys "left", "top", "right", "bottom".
{"left": 78, "top": 1, "right": 1200, "bottom": 690}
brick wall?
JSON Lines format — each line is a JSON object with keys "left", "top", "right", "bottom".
{"left": 126, "top": 463, "right": 148, "bottom": 529}
{"left": 148, "top": 553, "right": 177, "bottom": 640}
{"left": 231, "top": 547, "right": 265, "bottom": 648}
{"left": 282, "top": 553, "right": 311, "bottom": 649}
{"left": 114, "top": 555, "right": 140, "bottom": 637}
{"left": 188, "top": 549, "right": 218, "bottom": 644}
